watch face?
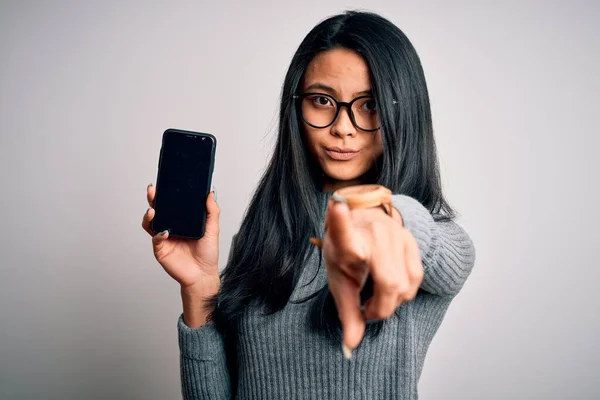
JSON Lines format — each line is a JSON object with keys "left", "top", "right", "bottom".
{"left": 315, "top": 185, "right": 394, "bottom": 248}
{"left": 334, "top": 184, "right": 392, "bottom": 211}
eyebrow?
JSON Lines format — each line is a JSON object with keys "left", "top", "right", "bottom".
{"left": 304, "top": 83, "right": 372, "bottom": 97}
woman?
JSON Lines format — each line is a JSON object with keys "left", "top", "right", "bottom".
{"left": 142, "top": 10, "right": 475, "bottom": 399}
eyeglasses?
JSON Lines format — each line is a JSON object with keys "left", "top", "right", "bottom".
{"left": 293, "top": 92, "right": 380, "bottom": 132}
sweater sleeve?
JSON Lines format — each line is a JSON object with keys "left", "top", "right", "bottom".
{"left": 177, "top": 235, "right": 237, "bottom": 399}
{"left": 178, "top": 316, "right": 231, "bottom": 399}
{"left": 391, "top": 194, "right": 476, "bottom": 296}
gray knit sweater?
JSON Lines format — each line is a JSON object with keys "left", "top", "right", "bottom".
{"left": 177, "top": 194, "right": 476, "bottom": 399}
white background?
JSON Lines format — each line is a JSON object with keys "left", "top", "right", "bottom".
{"left": 1, "top": 1, "right": 598, "bottom": 399}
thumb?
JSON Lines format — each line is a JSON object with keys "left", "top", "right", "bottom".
{"left": 326, "top": 195, "right": 365, "bottom": 262}
{"left": 204, "top": 191, "right": 220, "bottom": 238}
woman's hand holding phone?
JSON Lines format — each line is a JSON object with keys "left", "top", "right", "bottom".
{"left": 142, "top": 183, "right": 220, "bottom": 328}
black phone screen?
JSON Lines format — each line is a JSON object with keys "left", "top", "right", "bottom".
{"left": 152, "top": 129, "right": 216, "bottom": 239}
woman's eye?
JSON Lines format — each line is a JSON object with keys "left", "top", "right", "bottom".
{"left": 312, "top": 96, "right": 332, "bottom": 106}
{"left": 362, "top": 99, "right": 377, "bottom": 111}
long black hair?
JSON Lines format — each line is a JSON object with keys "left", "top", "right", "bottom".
{"left": 209, "top": 9, "right": 455, "bottom": 378}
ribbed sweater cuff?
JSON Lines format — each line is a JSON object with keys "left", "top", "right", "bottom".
{"left": 391, "top": 194, "right": 436, "bottom": 264}
{"left": 178, "top": 314, "right": 226, "bottom": 361}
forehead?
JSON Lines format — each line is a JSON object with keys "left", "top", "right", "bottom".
{"left": 303, "top": 48, "right": 371, "bottom": 93}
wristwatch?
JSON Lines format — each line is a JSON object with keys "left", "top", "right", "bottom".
{"left": 310, "top": 184, "right": 393, "bottom": 248}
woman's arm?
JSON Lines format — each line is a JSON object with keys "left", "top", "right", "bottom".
{"left": 391, "top": 195, "right": 476, "bottom": 296}
{"left": 178, "top": 315, "right": 231, "bottom": 399}
{"left": 177, "top": 236, "right": 237, "bottom": 400}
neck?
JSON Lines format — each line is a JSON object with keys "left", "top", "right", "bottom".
{"left": 322, "top": 178, "right": 362, "bottom": 193}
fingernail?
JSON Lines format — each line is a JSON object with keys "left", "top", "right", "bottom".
{"left": 332, "top": 193, "right": 347, "bottom": 204}
{"left": 213, "top": 191, "right": 218, "bottom": 202}
{"left": 211, "top": 184, "right": 217, "bottom": 201}
{"left": 148, "top": 183, "right": 153, "bottom": 189}
{"left": 160, "top": 229, "right": 169, "bottom": 236}
{"left": 342, "top": 343, "right": 352, "bottom": 360}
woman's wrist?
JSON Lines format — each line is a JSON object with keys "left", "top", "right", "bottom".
{"left": 180, "top": 278, "right": 220, "bottom": 329}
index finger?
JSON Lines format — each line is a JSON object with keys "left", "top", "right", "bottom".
{"left": 328, "top": 269, "right": 366, "bottom": 358}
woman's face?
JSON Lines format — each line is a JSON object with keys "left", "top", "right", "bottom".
{"left": 301, "top": 48, "right": 383, "bottom": 192}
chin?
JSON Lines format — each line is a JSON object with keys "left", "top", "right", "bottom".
{"left": 322, "top": 166, "right": 365, "bottom": 182}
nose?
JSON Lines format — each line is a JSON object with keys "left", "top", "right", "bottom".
{"left": 331, "top": 105, "right": 357, "bottom": 138}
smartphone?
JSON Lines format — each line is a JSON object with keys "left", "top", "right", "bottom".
{"left": 151, "top": 128, "right": 216, "bottom": 239}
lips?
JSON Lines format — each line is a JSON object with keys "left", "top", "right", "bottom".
{"left": 324, "top": 147, "right": 360, "bottom": 161}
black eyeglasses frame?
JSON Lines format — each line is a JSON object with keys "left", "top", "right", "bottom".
{"left": 293, "top": 92, "right": 383, "bottom": 132}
